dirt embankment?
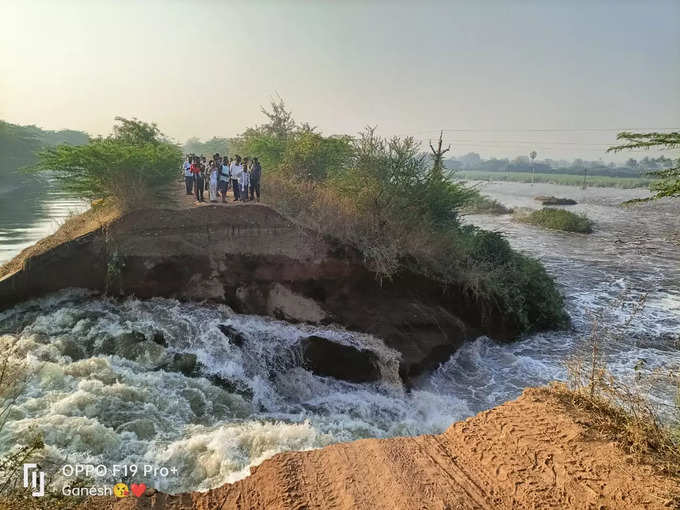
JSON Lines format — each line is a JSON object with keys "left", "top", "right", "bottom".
{"left": 83, "top": 388, "right": 677, "bottom": 510}
{"left": 0, "top": 201, "right": 517, "bottom": 381}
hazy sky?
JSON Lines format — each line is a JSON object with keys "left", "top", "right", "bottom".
{"left": 1, "top": 0, "right": 679, "bottom": 161}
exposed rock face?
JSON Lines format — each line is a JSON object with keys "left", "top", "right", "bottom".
{"left": 217, "top": 324, "right": 246, "bottom": 347}
{"left": 299, "top": 335, "right": 381, "bottom": 383}
{"left": 0, "top": 204, "right": 518, "bottom": 381}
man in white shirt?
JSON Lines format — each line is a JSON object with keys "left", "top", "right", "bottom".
{"left": 230, "top": 155, "right": 243, "bottom": 201}
{"left": 183, "top": 155, "right": 193, "bottom": 194}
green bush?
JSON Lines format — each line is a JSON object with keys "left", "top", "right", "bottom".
{"left": 461, "top": 194, "right": 513, "bottom": 214}
{"left": 238, "top": 100, "right": 567, "bottom": 334}
{"left": 32, "top": 117, "right": 182, "bottom": 210}
{"left": 519, "top": 208, "right": 594, "bottom": 233}
{"left": 461, "top": 228, "right": 568, "bottom": 332}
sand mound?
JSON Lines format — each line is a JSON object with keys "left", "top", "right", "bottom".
{"left": 98, "top": 388, "right": 678, "bottom": 510}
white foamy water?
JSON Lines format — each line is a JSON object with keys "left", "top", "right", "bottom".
{"left": 0, "top": 291, "right": 471, "bottom": 493}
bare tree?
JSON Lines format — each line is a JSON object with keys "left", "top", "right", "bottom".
{"left": 429, "top": 130, "right": 451, "bottom": 179}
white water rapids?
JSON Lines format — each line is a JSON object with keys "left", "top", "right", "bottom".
{"left": 0, "top": 181, "right": 677, "bottom": 494}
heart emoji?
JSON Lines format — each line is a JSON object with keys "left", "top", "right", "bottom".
{"left": 130, "top": 483, "right": 147, "bottom": 498}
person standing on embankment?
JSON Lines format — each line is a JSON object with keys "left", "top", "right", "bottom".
{"left": 191, "top": 156, "right": 204, "bottom": 202}
{"left": 209, "top": 160, "right": 219, "bottom": 202}
{"left": 230, "top": 156, "right": 243, "bottom": 201}
{"left": 250, "top": 157, "right": 261, "bottom": 201}
{"left": 240, "top": 158, "right": 251, "bottom": 202}
{"left": 219, "top": 156, "right": 230, "bottom": 203}
{"left": 183, "top": 155, "right": 193, "bottom": 194}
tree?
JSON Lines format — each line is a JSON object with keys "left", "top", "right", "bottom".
{"left": 529, "top": 150, "right": 537, "bottom": 184}
{"left": 429, "top": 131, "right": 451, "bottom": 179}
{"left": 280, "top": 130, "right": 353, "bottom": 181}
{"left": 112, "top": 116, "right": 163, "bottom": 145}
{"left": 183, "top": 136, "right": 230, "bottom": 157}
{"left": 260, "top": 96, "right": 296, "bottom": 139}
{"left": 32, "top": 117, "right": 182, "bottom": 209}
{"left": 607, "top": 131, "right": 680, "bottom": 199}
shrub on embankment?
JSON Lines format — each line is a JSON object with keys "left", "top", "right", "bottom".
{"left": 31, "top": 117, "right": 182, "bottom": 210}
{"left": 518, "top": 208, "right": 594, "bottom": 233}
{"left": 28, "top": 103, "right": 567, "bottom": 334}
{"left": 461, "top": 194, "right": 513, "bottom": 214}
{"left": 232, "top": 101, "right": 567, "bottom": 333}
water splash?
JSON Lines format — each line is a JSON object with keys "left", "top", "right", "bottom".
{"left": 0, "top": 291, "right": 471, "bottom": 493}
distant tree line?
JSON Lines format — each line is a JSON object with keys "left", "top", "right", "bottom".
{"left": 0, "top": 120, "right": 89, "bottom": 175}
{"left": 444, "top": 152, "right": 674, "bottom": 178}
{"left": 183, "top": 136, "right": 231, "bottom": 158}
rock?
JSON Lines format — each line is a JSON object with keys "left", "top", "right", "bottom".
{"left": 153, "top": 352, "right": 197, "bottom": 376}
{"left": 299, "top": 335, "right": 381, "bottom": 383}
{"left": 207, "top": 374, "right": 238, "bottom": 393}
{"left": 99, "top": 331, "right": 146, "bottom": 357}
{"left": 58, "top": 338, "right": 87, "bottom": 361}
{"left": 98, "top": 331, "right": 167, "bottom": 364}
{"left": 218, "top": 324, "right": 246, "bottom": 347}
{"left": 167, "top": 353, "right": 197, "bottom": 377}
{"left": 180, "top": 388, "right": 207, "bottom": 417}
{"left": 151, "top": 331, "right": 167, "bottom": 347}
{"left": 117, "top": 418, "right": 156, "bottom": 440}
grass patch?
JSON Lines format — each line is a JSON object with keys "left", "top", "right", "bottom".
{"left": 456, "top": 170, "right": 654, "bottom": 189}
{"left": 517, "top": 208, "right": 594, "bottom": 233}
{"left": 544, "top": 382, "right": 680, "bottom": 480}
{"left": 547, "top": 295, "right": 680, "bottom": 485}
{"left": 0, "top": 493, "right": 86, "bottom": 510}
{"left": 534, "top": 195, "right": 577, "bottom": 206}
{"left": 461, "top": 194, "right": 513, "bottom": 215}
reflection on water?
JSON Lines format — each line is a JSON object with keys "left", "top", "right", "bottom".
{"left": 0, "top": 176, "right": 88, "bottom": 265}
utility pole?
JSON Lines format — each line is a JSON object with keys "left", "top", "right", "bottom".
{"left": 582, "top": 167, "right": 588, "bottom": 189}
{"left": 530, "top": 150, "right": 537, "bottom": 185}
{"left": 429, "top": 130, "right": 451, "bottom": 179}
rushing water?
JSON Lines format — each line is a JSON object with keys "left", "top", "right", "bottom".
{"left": 0, "top": 182, "right": 677, "bottom": 494}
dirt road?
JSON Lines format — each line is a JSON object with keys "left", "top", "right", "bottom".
{"left": 102, "top": 388, "right": 677, "bottom": 510}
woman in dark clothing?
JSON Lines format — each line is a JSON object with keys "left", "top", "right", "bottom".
{"left": 250, "top": 157, "right": 261, "bottom": 201}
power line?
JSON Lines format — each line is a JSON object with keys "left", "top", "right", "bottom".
{"left": 418, "top": 139, "right": 614, "bottom": 146}
{"left": 404, "top": 127, "right": 680, "bottom": 135}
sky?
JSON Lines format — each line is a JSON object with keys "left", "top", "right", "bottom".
{"left": 1, "top": 0, "right": 679, "bottom": 161}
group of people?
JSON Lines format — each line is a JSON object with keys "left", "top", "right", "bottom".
{"left": 182, "top": 153, "right": 262, "bottom": 203}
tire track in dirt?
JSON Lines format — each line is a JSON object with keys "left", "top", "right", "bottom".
{"left": 101, "top": 388, "right": 679, "bottom": 510}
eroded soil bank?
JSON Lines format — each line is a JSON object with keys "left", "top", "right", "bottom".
{"left": 0, "top": 203, "right": 518, "bottom": 381}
